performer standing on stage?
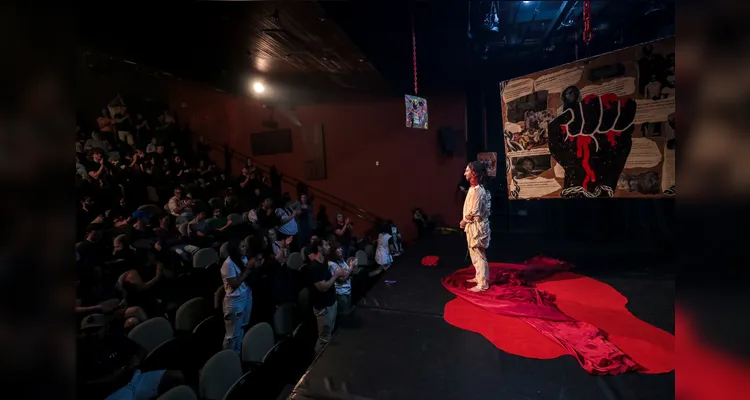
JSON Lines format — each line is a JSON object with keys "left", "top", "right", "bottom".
{"left": 459, "top": 161, "right": 492, "bottom": 292}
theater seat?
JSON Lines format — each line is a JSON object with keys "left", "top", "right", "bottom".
{"left": 199, "top": 350, "right": 242, "bottom": 400}
{"left": 157, "top": 385, "right": 197, "bottom": 400}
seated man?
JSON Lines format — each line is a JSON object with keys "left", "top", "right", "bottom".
{"left": 153, "top": 214, "right": 199, "bottom": 262}
{"left": 167, "top": 187, "right": 194, "bottom": 224}
{"left": 188, "top": 208, "right": 232, "bottom": 247}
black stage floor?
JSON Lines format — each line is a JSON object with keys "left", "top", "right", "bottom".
{"left": 290, "top": 233, "right": 675, "bottom": 400}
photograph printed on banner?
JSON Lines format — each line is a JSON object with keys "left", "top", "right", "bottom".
{"left": 637, "top": 44, "right": 675, "bottom": 139}
{"left": 504, "top": 91, "right": 555, "bottom": 153}
{"left": 617, "top": 171, "right": 662, "bottom": 195}
{"left": 511, "top": 155, "right": 552, "bottom": 180}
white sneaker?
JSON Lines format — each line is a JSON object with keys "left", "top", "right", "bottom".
{"left": 466, "top": 278, "right": 477, "bottom": 283}
{"left": 468, "top": 285, "right": 488, "bottom": 293}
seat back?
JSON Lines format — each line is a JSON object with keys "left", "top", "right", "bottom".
{"left": 157, "top": 385, "right": 197, "bottom": 400}
{"left": 286, "top": 252, "right": 303, "bottom": 271}
{"left": 177, "top": 222, "right": 189, "bottom": 237}
{"left": 199, "top": 349, "right": 242, "bottom": 400}
{"left": 219, "top": 242, "right": 230, "bottom": 260}
{"left": 175, "top": 297, "right": 213, "bottom": 332}
{"left": 273, "top": 303, "right": 298, "bottom": 337}
{"left": 364, "top": 244, "right": 375, "bottom": 259}
{"left": 297, "top": 288, "right": 311, "bottom": 316}
{"left": 146, "top": 186, "right": 160, "bottom": 203}
{"left": 355, "top": 250, "right": 370, "bottom": 266}
{"left": 208, "top": 197, "right": 223, "bottom": 210}
{"left": 127, "top": 317, "right": 174, "bottom": 354}
{"left": 241, "top": 322, "right": 275, "bottom": 364}
{"left": 227, "top": 213, "right": 244, "bottom": 225}
{"left": 193, "top": 248, "right": 220, "bottom": 269}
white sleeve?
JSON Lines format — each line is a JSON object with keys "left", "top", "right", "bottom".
{"left": 168, "top": 198, "right": 178, "bottom": 215}
{"left": 464, "top": 188, "right": 481, "bottom": 218}
{"left": 221, "top": 259, "right": 237, "bottom": 279}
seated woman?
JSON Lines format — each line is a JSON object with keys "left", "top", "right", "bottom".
{"left": 326, "top": 241, "right": 356, "bottom": 316}
{"left": 373, "top": 224, "right": 396, "bottom": 275}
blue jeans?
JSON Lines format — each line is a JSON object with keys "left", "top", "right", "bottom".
{"left": 313, "top": 301, "right": 338, "bottom": 355}
{"left": 223, "top": 290, "right": 252, "bottom": 354}
{"left": 105, "top": 370, "right": 165, "bottom": 400}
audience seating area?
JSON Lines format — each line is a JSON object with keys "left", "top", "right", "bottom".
{"left": 75, "top": 96, "right": 406, "bottom": 399}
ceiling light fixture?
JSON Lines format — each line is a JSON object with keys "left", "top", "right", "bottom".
{"left": 252, "top": 81, "right": 265, "bottom": 93}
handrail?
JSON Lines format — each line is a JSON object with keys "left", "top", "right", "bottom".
{"left": 198, "top": 136, "right": 384, "bottom": 225}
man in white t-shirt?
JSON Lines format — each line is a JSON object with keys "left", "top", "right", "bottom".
{"left": 167, "top": 187, "right": 193, "bottom": 223}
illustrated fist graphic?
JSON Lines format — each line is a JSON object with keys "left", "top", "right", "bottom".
{"left": 547, "top": 86, "right": 637, "bottom": 197}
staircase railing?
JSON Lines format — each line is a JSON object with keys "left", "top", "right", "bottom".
{"left": 199, "top": 136, "right": 384, "bottom": 228}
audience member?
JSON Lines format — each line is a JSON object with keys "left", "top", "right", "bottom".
{"left": 374, "top": 223, "right": 396, "bottom": 275}
{"left": 220, "top": 238, "right": 262, "bottom": 354}
{"left": 304, "top": 239, "right": 346, "bottom": 355}
{"left": 326, "top": 241, "right": 355, "bottom": 316}
{"left": 334, "top": 213, "right": 354, "bottom": 258}
{"left": 75, "top": 94, "right": 410, "bottom": 398}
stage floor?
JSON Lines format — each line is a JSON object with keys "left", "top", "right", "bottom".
{"left": 289, "top": 233, "right": 675, "bottom": 400}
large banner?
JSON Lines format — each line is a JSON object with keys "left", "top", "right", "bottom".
{"left": 501, "top": 37, "right": 675, "bottom": 199}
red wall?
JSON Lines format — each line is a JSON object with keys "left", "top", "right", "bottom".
{"left": 167, "top": 83, "right": 467, "bottom": 241}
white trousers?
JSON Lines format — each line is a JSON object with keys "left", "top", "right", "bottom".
{"left": 468, "top": 245, "right": 489, "bottom": 289}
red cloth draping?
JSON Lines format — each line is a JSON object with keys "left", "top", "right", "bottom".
{"left": 442, "top": 256, "right": 641, "bottom": 375}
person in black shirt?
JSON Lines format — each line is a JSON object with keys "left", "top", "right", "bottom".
{"left": 304, "top": 239, "right": 346, "bottom": 355}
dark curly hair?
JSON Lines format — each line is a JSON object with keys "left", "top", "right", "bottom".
{"left": 467, "top": 161, "right": 488, "bottom": 186}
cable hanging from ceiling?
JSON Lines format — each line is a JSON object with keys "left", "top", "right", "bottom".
{"left": 412, "top": 9, "right": 419, "bottom": 95}
{"left": 582, "top": 0, "right": 593, "bottom": 55}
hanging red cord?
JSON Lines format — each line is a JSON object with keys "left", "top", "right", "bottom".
{"left": 412, "top": 12, "right": 419, "bottom": 95}
{"left": 582, "top": 0, "right": 593, "bottom": 44}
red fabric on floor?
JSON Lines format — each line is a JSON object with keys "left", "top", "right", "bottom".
{"left": 442, "top": 257, "right": 674, "bottom": 375}
{"left": 676, "top": 307, "right": 750, "bottom": 399}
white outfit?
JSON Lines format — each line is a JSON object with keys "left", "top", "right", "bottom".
{"left": 463, "top": 184, "right": 492, "bottom": 290}
{"left": 375, "top": 233, "right": 393, "bottom": 267}
{"left": 220, "top": 256, "right": 251, "bottom": 354}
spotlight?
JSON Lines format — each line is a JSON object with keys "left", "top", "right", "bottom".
{"left": 252, "top": 81, "right": 265, "bottom": 94}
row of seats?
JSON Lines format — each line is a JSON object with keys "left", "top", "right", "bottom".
{"left": 127, "top": 281, "right": 319, "bottom": 399}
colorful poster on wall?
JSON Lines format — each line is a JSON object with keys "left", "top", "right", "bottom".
{"left": 405, "top": 95, "right": 428, "bottom": 129}
{"left": 477, "top": 152, "right": 498, "bottom": 177}
{"left": 500, "top": 37, "right": 675, "bottom": 199}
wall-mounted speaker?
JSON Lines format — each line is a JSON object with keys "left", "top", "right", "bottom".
{"left": 438, "top": 126, "right": 456, "bottom": 156}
